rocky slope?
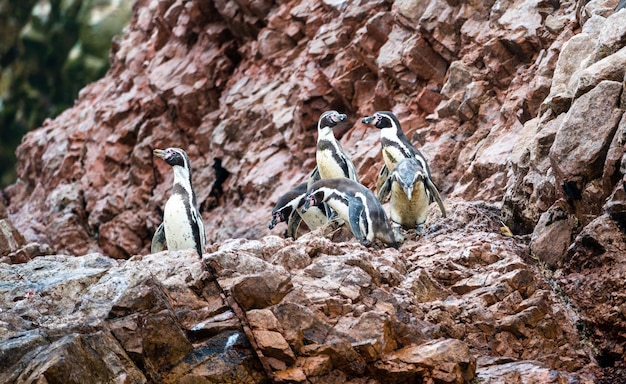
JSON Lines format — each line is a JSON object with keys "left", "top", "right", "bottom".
{"left": 2, "top": 0, "right": 626, "bottom": 382}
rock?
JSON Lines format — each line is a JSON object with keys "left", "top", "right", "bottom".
{"left": 230, "top": 272, "right": 292, "bottom": 310}
{"left": 0, "top": 251, "right": 265, "bottom": 383}
{"left": 530, "top": 202, "right": 576, "bottom": 268}
{"left": 476, "top": 357, "right": 594, "bottom": 384}
{"left": 375, "top": 339, "right": 476, "bottom": 383}
{"left": 253, "top": 330, "right": 296, "bottom": 365}
{"left": 542, "top": 34, "right": 596, "bottom": 114}
{"left": 0, "top": 218, "right": 25, "bottom": 256}
{"left": 3, "top": 0, "right": 626, "bottom": 381}
{"left": 549, "top": 80, "right": 622, "bottom": 216}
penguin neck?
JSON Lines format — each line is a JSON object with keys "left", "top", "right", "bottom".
{"left": 380, "top": 126, "right": 405, "bottom": 141}
{"left": 172, "top": 165, "right": 197, "bottom": 207}
{"left": 317, "top": 126, "right": 336, "bottom": 142}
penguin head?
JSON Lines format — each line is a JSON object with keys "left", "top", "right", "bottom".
{"left": 269, "top": 206, "right": 292, "bottom": 229}
{"left": 392, "top": 157, "right": 426, "bottom": 201}
{"left": 301, "top": 190, "right": 325, "bottom": 213}
{"left": 154, "top": 147, "right": 195, "bottom": 188}
{"left": 319, "top": 110, "right": 347, "bottom": 129}
{"left": 153, "top": 148, "right": 190, "bottom": 168}
{"left": 361, "top": 111, "right": 400, "bottom": 131}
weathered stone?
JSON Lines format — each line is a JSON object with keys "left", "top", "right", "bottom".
{"left": 576, "top": 45, "right": 626, "bottom": 96}
{"left": 254, "top": 329, "right": 296, "bottom": 364}
{"left": 549, "top": 80, "right": 622, "bottom": 202}
{"left": 530, "top": 202, "right": 576, "bottom": 268}
{"left": 3, "top": 0, "right": 626, "bottom": 381}
{"left": 382, "top": 339, "right": 476, "bottom": 384}
{"left": 542, "top": 34, "right": 596, "bottom": 114}
{"left": 0, "top": 218, "right": 25, "bottom": 255}
{"left": 230, "top": 272, "right": 292, "bottom": 310}
{"left": 476, "top": 357, "right": 594, "bottom": 384}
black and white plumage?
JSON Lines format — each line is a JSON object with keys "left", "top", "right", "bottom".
{"left": 301, "top": 178, "right": 397, "bottom": 248}
{"left": 315, "top": 111, "right": 359, "bottom": 182}
{"left": 361, "top": 111, "right": 446, "bottom": 218}
{"left": 268, "top": 182, "right": 329, "bottom": 239}
{"left": 152, "top": 147, "right": 206, "bottom": 257}
{"left": 379, "top": 157, "right": 446, "bottom": 242}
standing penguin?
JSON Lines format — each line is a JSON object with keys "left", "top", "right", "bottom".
{"left": 379, "top": 157, "right": 446, "bottom": 242}
{"left": 269, "top": 182, "right": 330, "bottom": 238}
{"left": 315, "top": 110, "right": 359, "bottom": 182}
{"left": 152, "top": 147, "right": 206, "bottom": 257}
{"left": 361, "top": 111, "right": 446, "bottom": 218}
{"left": 301, "top": 178, "right": 397, "bottom": 248}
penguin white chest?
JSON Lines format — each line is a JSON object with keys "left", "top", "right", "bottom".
{"left": 163, "top": 194, "right": 197, "bottom": 251}
{"left": 317, "top": 148, "right": 346, "bottom": 179}
{"left": 299, "top": 206, "right": 328, "bottom": 230}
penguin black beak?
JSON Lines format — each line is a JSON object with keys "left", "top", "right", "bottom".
{"left": 269, "top": 212, "right": 281, "bottom": 229}
{"left": 361, "top": 116, "right": 374, "bottom": 124}
{"left": 301, "top": 196, "right": 312, "bottom": 213}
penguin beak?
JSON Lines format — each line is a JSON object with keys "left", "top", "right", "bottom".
{"left": 361, "top": 116, "right": 374, "bottom": 124}
{"left": 403, "top": 185, "right": 414, "bottom": 201}
{"left": 153, "top": 149, "right": 166, "bottom": 159}
{"left": 269, "top": 212, "right": 281, "bottom": 229}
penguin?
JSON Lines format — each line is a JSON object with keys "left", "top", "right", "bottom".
{"left": 361, "top": 111, "right": 446, "bottom": 217}
{"left": 301, "top": 178, "right": 397, "bottom": 248}
{"left": 379, "top": 157, "right": 446, "bottom": 242}
{"left": 269, "top": 182, "right": 330, "bottom": 239}
{"left": 152, "top": 147, "right": 206, "bottom": 257}
{"left": 315, "top": 110, "right": 360, "bottom": 182}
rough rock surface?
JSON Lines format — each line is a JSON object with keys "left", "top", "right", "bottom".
{"left": 2, "top": 0, "right": 626, "bottom": 382}
{"left": 0, "top": 202, "right": 594, "bottom": 383}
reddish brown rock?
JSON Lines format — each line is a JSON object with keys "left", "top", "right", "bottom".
{"left": 3, "top": 0, "right": 626, "bottom": 382}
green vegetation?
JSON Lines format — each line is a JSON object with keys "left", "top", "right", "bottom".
{"left": 0, "top": 0, "right": 132, "bottom": 187}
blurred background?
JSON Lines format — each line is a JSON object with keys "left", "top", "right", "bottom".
{"left": 0, "top": 0, "right": 132, "bottom": 187}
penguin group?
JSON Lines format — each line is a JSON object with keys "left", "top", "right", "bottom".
{"left": 269, "top": 110, "right": 447, "bottom": 248}
{"left": 150, "top": 110, "right": 446, "bottom": 256}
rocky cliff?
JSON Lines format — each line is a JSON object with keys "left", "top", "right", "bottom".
{"left": 2, "top": 0, "right": 626, "bottom": 382}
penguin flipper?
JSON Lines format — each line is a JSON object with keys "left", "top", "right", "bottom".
{"left": 151, "top": 222, "right": 167, "bottom": 253}
{"left": 347, "top": 198, "right": 366, "bottom": 242}
{"left": 426, "top": 178, "right": 447, "bottom": 218}
{"left": 308, "top": 165, "right": 321, "bottom": 189}
{"left": 286, "top": 210, "right": 303, "bottom": 239}
{"left": 376, "top": 165, "right": 390, "bottom": 202}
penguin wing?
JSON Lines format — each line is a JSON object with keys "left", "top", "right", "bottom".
{"left": 426, "top": 177, "right": 447, "bottom": 218}
{"left": 286, "top": 210, "right": 303, "bottom": 239}
{"left": 308, "top": 165, "right": 321, "bottom": 189}
{"left": 347, "top": 197, "right": 366, "bottom": 242}
{"left": 347, "top": 158, "right": 360, "bottom": 183}
{"left": 151, "top": 222, "right": 167, "bottom": 253}
{"left": 190, "top": 210, "right": 206, "bottom": 257}
{"left": 377, "top": 165, "right": 392, "bottom": 203}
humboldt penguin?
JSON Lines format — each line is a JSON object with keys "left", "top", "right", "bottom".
{"left": 379, "top": 157, "right": 446, "bottom": 242}
{"left": 269, "top": 182, "right": 330, "bottom": 238}
{"left": 152, "top": 147, "right": 206, "bottom": 257}
{"left": 361, "top": 111, "right": 446, "bottom": 217}
{"left": 301, "top": 178, "right": 397, "bottom": 248}
{"left": 315, "top": 110, "right": 359, "bottom": 182}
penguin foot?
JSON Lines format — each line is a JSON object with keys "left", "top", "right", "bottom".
{"left": 392, "top": 222, "right": 405, "bottom": 244}
{"left": 415, "top": 223, "right": 425, "bottom": 235}
{"left": 360, "top": 239, "right": 372, "bottom": 247}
